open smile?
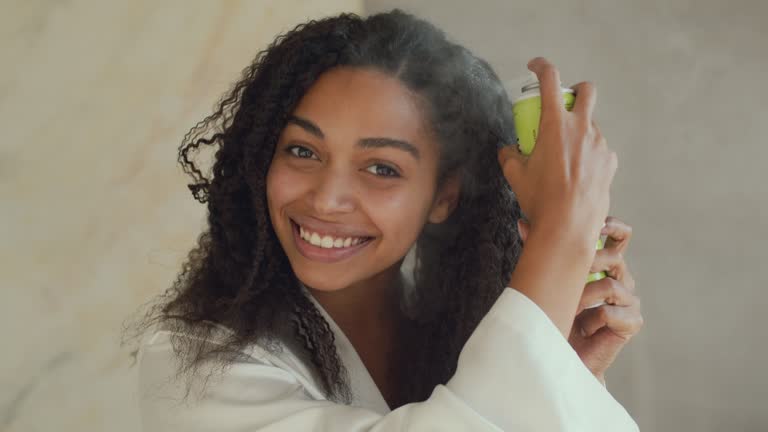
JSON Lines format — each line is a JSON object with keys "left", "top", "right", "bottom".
{"left": 290, "top": 219, "right": 375, "bottom": 263}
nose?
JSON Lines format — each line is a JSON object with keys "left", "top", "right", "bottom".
{"left": 310, "top": 169, "right": 356, "bottom": 216}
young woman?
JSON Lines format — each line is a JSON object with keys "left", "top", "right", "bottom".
{"left": 132, "top": 9, "right": 643, "bottom": 431}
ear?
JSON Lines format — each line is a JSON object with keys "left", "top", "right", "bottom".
{"left": 427, "top": 172, "right": 461, "bottom": 224}
{"left": 517, "top": 218, "right": 530, "bottom": 243}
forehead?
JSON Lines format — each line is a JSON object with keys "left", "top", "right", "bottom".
{"left": 290, "top": 66, "right": 432, "bottom": 145}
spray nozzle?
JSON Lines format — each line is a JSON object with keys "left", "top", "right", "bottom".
{"left": 520, "top": 71, "right": 541, "bottom": 93}
{"left": 502, "top": 71, "right": 540, "bottom": 100}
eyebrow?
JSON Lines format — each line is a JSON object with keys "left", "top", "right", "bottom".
{"left": 287, "top": 115, "right": 421, "bottom": 160}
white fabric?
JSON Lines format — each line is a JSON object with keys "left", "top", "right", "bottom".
{"left": 137, "top": 287, "right": 640, "bottom": 431}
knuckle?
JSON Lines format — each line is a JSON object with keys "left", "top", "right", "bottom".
{"left": 574, "top": 81, "right": 595, "bottom": 93}
{"left": 582, "top": 81, "right": 596, "bottom": 95}
{"left": 542, "top": 65, "right": 560, "bottom": 82}
{"left": 540, "top": 63, "right": 556, "bottom": 74}
{"left": 608, "top": 277, "right": 621, "bottom": 294}
{"left": 593, "top": 128, "right": 604, "bottom": 144}
{"left": 594, "top": 132, "right": 607, "bottom": 148}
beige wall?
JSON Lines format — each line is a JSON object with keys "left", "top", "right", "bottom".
{"left": 1, "top": 1, "right": 362, "bottom": 431}
{"left": 365, "top": 0, "right": 768, "bottom": 430}
{"left": 4, "top": 1, "right": 766, "bottom": 431}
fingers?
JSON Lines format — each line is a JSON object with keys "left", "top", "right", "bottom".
{"left": 591, "top": 120, "right": 604, "bottom": 146}
{"left": 570, "top": 81, "right": 597, "bottom": 119}
{"left": 577, "top": 276, "right": 634, "bottom": 315}
{"left": 589, "top": 120, "right": 618, "bottom": 178}
{"left": 591, "top": 119, "right": 601, "bottom": 136}
{"left": 601, "top": 216, "right": 633, "bottom": 252}
{"left": 589, "top": 246, "right": 628, "bottom": 283}
{"left": 498, "top": 145, "right": 524, "bottom": 190}
{"left": 577, "top": 303, "right": 644, "bottom": 338}
{"left": 527, "top": 57, "right": 564, "bottom": 119}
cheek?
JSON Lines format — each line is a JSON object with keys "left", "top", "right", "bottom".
{"left": 266, "top": 161, "right": 305, "bottom": 216}
{"left": 367, "top": 182, "right": 432, "bottom": 240}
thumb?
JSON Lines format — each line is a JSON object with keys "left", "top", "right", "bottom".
{"left": 498, "top": 145, "right": 525, "bottom": 190}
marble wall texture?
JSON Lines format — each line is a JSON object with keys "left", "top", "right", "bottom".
{"left": 1, "top": 1, "right": 361, "bottom": 431}
{"left": 363, "top": 0, "right": 768, "bottom": 431}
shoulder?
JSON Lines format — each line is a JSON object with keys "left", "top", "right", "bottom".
{"left": 136, "top": 324, "right": 327, "bottom": 404}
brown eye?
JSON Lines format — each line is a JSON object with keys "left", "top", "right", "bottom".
{"left": 286, "top": 145, "right": 319, "bottom": 160}
{"left": 365, "top": 164, "right": 400, "bottom": 178}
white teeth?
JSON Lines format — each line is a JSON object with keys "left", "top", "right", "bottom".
{"left": 297, "top": 223, "right": 368, "bottom": 249}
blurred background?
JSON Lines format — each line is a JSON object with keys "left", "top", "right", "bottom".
{"left": 2, "top": 1, "right": 765, "bottom": 431}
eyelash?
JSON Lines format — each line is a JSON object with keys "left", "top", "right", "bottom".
{"left": 285, "top": 145, "right": 402, "bottom": 178}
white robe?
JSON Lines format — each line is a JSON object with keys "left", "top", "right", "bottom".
{"left": 137, "top": 286, "right": 640, "bottom": 431}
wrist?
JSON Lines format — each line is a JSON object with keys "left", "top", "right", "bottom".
{"left": 528, "top": 219, "right": 598, "bottom": 254}
{"left": 508, "top": 227, "right": 595, "bottom": 338}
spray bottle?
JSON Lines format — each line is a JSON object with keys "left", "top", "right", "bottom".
{"left": 508, "top": 72, "right": 608, "bottom": 303}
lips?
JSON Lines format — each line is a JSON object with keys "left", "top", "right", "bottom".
{"left": 289, "top": 215, "right": 375, "bottom": 239}
{"left": 289, "top": 219, "right": 374, "bottom": 263}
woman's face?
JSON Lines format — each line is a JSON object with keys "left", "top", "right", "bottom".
{"left": 266, "top": 66, "right": 457, "bottom": 292}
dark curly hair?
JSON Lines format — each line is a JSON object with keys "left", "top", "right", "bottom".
{"left": 124, "top": 9, "right": 525, "bottom": 410}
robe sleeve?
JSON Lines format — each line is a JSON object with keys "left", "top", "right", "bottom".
{"left": 137, "top": 287, "right": 639, "bottom": 431}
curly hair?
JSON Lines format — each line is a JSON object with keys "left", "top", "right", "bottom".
{"left": 125, "top": 9, "right": 525, "bottom": 410}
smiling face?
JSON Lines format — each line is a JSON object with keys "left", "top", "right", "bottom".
{"left": 266, "top": 66, "right": 458, "bottom": 293}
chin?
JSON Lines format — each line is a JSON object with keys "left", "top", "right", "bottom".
{"left": 293, "top": 268, "right": 351, "bottom": 293}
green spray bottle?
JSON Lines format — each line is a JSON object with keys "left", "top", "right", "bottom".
{"left": 509, "top": 73, "right": 608, "bottom": 288}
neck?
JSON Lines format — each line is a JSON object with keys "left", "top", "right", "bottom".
{"left": 306, "top": 262, "right": 405, "bottom": 339}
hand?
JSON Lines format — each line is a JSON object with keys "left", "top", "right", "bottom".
{"left": 518, "top": 216, "right": 644, "bottom": 385}
{"left": 499, "top": 57, "right": 618, "bottom": 245}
